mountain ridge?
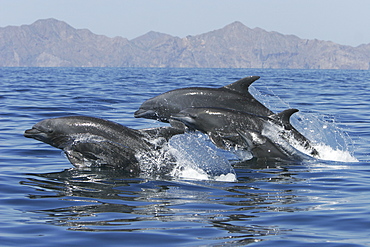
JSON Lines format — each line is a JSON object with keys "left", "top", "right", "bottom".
{"left": 1, "top": 18, "right": 369, "bottom": 69}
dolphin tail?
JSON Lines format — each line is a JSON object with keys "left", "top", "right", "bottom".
{"left": 222, "top": 76, "right": 260, "bottom": 93}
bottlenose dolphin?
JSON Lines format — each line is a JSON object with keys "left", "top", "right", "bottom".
{"left": 24, "top": 116, "right": 183, "bottom": 174}
{"left": 171, "top": 107, "right": 319, "bottom": 160}
{"left": 134, "top": 76, "right": 273, "bottom": 122}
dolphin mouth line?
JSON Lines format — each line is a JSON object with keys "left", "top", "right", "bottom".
{"left": 24, "top": 128, "right": 43, "bottom": 138}
{"left": 135, "top": 109, "right": 171, "bottom": 122}
{"left": 134, "top": 109, "right": 158, "bottom": 118}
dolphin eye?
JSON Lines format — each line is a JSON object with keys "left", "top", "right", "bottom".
{"left": 189, "top": 114, "right": 197, "bottom": 119}
{"left": 47, "top": 129, "right": 54, "bottom": 133}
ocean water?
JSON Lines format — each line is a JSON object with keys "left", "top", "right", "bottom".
{"left": 1, "top": 67, "right": 370, "bottom": 246}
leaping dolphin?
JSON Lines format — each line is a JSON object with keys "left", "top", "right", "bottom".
{"left": 171, "top": 107, "right": 319, "bottom": 160}
{"left": 134, "top": 76, "right": 273, "bottom": 122}
{"left": 24, "top": 116, "right": 183, "bottom": 174}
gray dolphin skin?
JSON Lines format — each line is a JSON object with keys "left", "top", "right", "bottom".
{"left": 24, "top": 116, "right": 183, "bottom": 174}
{"left": 171, "top": 107, "right": 319, "bottom": 160}
{"left": 134, "top": 76, "right": 274, "bottom": 122}
{"left": 236, "top": 129, "right": 308, "bottom": 161}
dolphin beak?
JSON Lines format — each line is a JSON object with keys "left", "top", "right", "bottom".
{"left": 24, "top": 128, "right": 41, "bottom": 138}
{"left": 24, "top": 128, "right": 49, "bottom": 142}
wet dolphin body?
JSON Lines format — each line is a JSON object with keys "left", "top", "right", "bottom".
{"left": 134, "top": 76, "right": 273, "bottom": 123}
{"left": 236, "top": 129, "right": 308, "bottom": 162}
{"left": 171, "top": 107, "right": 318, "bottom": 160}
{"left": 24, "top": 116, "right": 183, "bottom": 174}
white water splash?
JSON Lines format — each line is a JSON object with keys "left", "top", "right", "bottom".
{"left": 135, "top": 132, "right": 237, "bottom": 181}
{"left": 292, "top": 113, "right": 358, "bottom": 162}
{"left": 250, "top": 85, "right": 358, "bottom": 162}
{"left": 314, "top": 144, "right": 358, "bottom": 162}
{"left": 168, "top": 132, "right": 237, "bottom": 182}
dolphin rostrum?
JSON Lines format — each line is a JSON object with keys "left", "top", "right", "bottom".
{"left": 24, "top": 116, "right": 183, "bottom": 174}
{"left": 171, "top": 107, "right": 319, "bottom": 160}
{"left": 134, "top": 76, "right": 273, "bottom": 122}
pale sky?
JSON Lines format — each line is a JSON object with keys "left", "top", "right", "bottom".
{"left": 1, "top": 0, "right": 369, "bottom": 47}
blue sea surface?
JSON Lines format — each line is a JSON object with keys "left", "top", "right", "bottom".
{"left": 1, "top": 67, "right": 370, "bottom": 246}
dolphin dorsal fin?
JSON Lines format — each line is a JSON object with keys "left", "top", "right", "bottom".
{"left": 270, "top": 109, "right": 299, "bottom": 125}
{"left": 222, "top": 76, "right": 260, "bottom": 93}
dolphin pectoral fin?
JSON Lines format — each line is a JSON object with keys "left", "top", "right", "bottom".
{"left": 168, "top": 119, "right": 187, "bottom": 132}
{"left": 222, "top": 76, "right": 260, "bottom": 93}
{"left": 221, "top": 133, "right": 246, "bottom": 148}
{"left": 236, "top": 130, "right": 256, "bottom": 149}
{"left": 208, "top": 132, "right": 227, "bottom": 149}
{"left": 64, "top": 149, "right": 85, "bottom": 167}
{"left": 64, "top": 141, "right": 140, "bottom": 174}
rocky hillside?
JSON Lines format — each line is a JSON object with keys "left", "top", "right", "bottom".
{"left": 1, "top": 18, "right": 369, "bottom": 69}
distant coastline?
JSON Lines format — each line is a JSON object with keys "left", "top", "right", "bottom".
{"left": 0, "top": 18, "right": 369, "bottom": 69}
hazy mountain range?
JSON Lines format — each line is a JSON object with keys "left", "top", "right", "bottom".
{"left": 1, "top": 18, "right": 369, "bottom": 69}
